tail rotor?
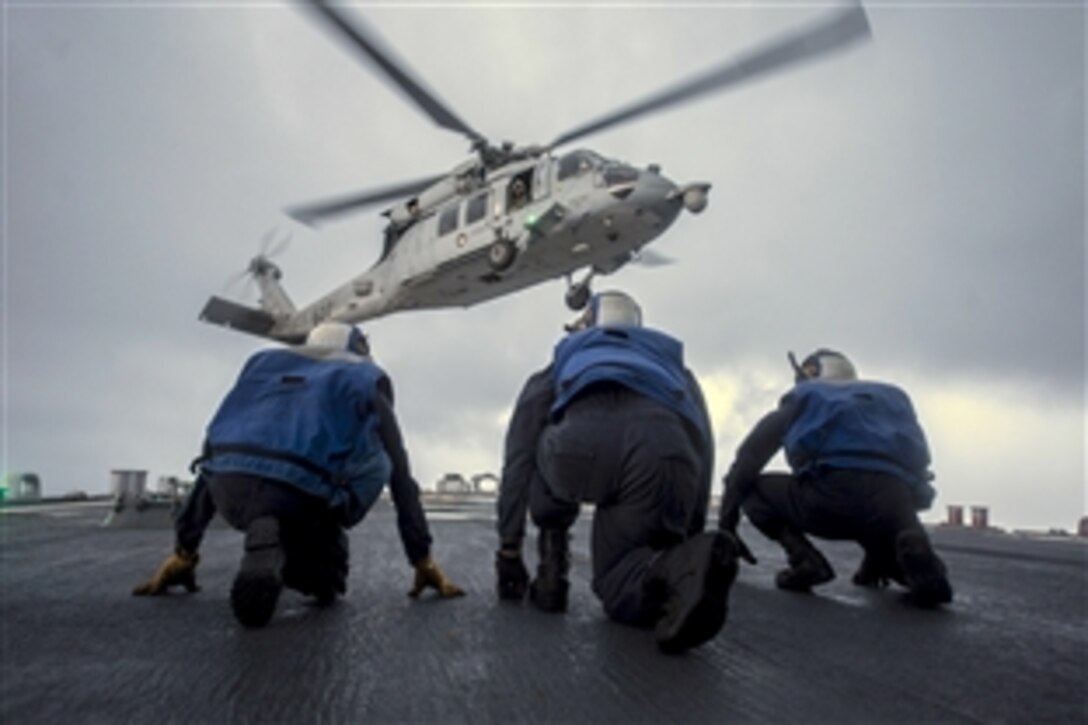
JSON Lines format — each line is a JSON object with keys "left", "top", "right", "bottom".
{"left": 259, "top": 227, "right": 292, "bottom": 260}
{"left": 222, "top": 228, "right": 292, "bottom": 302}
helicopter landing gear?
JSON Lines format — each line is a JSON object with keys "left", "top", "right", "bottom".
{"left": 488, "top": 236, "right": 517, "bottom": 271}
{"left": 565, "top": 284, "right": 590, "bottom": 311}
{"left": 564, "top": 270, "right": 595, "bottom": 310}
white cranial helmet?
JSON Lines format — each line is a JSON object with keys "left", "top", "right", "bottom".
{"left": 789, "top": 348, "right": 857, "bottom": 382}
{"left": 306, "top": 322, "right": 370, "bottom": 356}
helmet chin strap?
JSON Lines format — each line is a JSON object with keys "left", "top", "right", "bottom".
{"left": 347, "top": 327, "right": 370, "bottom": 356}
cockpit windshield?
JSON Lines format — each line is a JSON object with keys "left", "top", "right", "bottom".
{"left": 557, "top": 150, "right": 604, "bottom": 181}
{"left": 603, "top": 164, "right": 639, "bottom": 188}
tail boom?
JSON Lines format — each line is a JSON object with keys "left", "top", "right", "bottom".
{"left": 198, "top": 297, "right": 305, "bottom": 344}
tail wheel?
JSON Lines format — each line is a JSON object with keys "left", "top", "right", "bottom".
{"left": 488, "top": 238, "right": 517, "bottom": 271}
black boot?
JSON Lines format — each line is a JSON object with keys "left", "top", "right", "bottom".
{"left": 529, "top": 529, "right": 570, "bottom": 613}
{"left": 231, "top": 516, "right": 285, "bottom": 628}
{"left": 896, "top": 529, "right": 953, "bottom": 607}
{"left": 648, "top": 532, "right": 738, "bottom": 654}
{"left": 282, "top": 525, "right": 348, "bottom": 606}
{"left": 852, "top": 547, "right": 903, "bottom": 589}
{"left": 308, "top": 528, "right": 349, "bottom": 607}
{"left": 774, "top": 528, "right": 834, "bottom": 592}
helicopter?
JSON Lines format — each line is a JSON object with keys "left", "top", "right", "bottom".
{"left": 200, "top": 1, "right": 871, "bottom": 343}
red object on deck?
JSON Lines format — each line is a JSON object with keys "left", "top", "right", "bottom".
{"left": 970, "top": 506, "right": 989, "bottom": 529}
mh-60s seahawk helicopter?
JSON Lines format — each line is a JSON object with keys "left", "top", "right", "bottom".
{"left": 201, "top": 1, "right": 871, "bottom": 343}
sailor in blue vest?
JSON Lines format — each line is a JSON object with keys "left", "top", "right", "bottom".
{"left": 133, "top": 322, "right": 464, "bottom": 627}
{"left": 718, "top": 349, "right": 953, "bottom": 607}
{"left": 495, "top": 291, "right": 747, "bottom": 653}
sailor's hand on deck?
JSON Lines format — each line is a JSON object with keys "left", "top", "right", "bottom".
{"left": 132, "top": 548, "right": 200, "bottom": 595}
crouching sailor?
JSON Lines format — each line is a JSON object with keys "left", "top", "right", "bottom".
{"left": 133, "top": 322, "right": 464, "bottom": 627}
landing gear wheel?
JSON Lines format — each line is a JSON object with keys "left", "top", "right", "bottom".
{"left": 565, "top": 284, "right": 590, "bottom": 311}
{"left": 488, "top": 238, "right": 517, "bottom": 271}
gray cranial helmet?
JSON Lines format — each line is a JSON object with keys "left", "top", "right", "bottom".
{"left": 565, "top": 290, "right": 643, "bottom": 332}
{"left": 789, "top": 348, "right": 857, "bottom": 382}
{"left": 589, "top": 290, "right": 643, "bottom": 327}
{"left": 306, "top": 322, "right": 370, "bottom": 356}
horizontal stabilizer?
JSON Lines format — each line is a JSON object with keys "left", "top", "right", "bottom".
{"left": 199, "top": 296, "right": 279, "bottom": 339}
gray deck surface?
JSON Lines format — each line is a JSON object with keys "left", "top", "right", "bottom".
{"left": 1, "top": 495, "right": 1085, "bottom": 724}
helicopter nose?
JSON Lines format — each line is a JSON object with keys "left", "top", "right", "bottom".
{"left": 624, "top": 170, "right": 684, "bottom": 225}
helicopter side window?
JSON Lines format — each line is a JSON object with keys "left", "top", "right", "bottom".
{"left": 466, "top": 192, "right": 488, "bottom": 225}
{"left": 507, "top": 174, "right": 532, "bottom": 212}
{"left": 438, "top": 204, "right": 460, "bottom": 236}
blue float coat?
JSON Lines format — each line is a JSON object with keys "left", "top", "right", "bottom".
{"left": 783, "top": 380, "right": 932, "bottom": 486}
{"left": 202, "top": 347, "right": 391, "bottom": 525}
{"left": 550, "top": 327, "right": 711, "bottom": 447}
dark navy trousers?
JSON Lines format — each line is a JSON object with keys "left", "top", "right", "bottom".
{"left": 531, "top": 389, "right": 708, "bottom": 625}
{"left": 206, "top": 473, "right": 349, "bottom": 596}
{"left": 742, "top": 468, "right": 925, "bottom": 571}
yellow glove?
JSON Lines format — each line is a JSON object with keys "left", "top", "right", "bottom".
{"left": 132, "top": 548, "right": 200, "bottom": 596}
{"left": 408, "top": 555, "right": 465, "bottom": 599}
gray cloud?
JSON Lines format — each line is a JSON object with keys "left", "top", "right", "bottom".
{"left": 5, "top": 4, "right": 1083, "bottom": 525}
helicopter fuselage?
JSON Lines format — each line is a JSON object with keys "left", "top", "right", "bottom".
{"left": 200, "top": 2, "right": 869, "bottom": 343}
{"left": 266, "top": 149, "right": 706, "bottom": 339}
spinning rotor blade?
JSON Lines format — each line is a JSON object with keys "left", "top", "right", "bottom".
{"left": 221, "top": 266, "right": 255, "bottom": 299}
{"left": 306, "top": 0, "right": 484, "bottom": 144}
{"left": 632, "top": 248, "right": 676, "bottom": 268}
{"left": 259, "top": 227, "right": 292, "bottom": 259}
{"left": 286, "top": 174, "right": 445, "bottom": 226}
{"left": 548, "top": 4, "right": 871, "bottom": 150}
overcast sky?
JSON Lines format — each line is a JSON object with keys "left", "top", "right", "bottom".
{"left": 4, "top": 1, "right": 1084, "bottom": 531}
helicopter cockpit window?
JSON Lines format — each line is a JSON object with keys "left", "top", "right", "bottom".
{"left": 466, "top": 192, "right": 488, "bottom": 225}
{"left": 557, "top": 151, "right": 599, "bottom": 181}
{"left": 603, "top": 164, "right": 639, "bottom": 188}
{"left": 438, "top": 204, "right": 459, "bottom": 236}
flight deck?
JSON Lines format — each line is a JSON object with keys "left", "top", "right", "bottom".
{"left": 1, "top": 495, "right": 1085, "bottom": 723}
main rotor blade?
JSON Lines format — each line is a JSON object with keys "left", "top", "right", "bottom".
{"left": 548, "top": 4, "right": 871, "bottom": 150}
{"left": 306, "top": 0, "right": 484, "bottom": 143}
{"left": 286, "top": 174, "right": 444, "bottom": 226}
